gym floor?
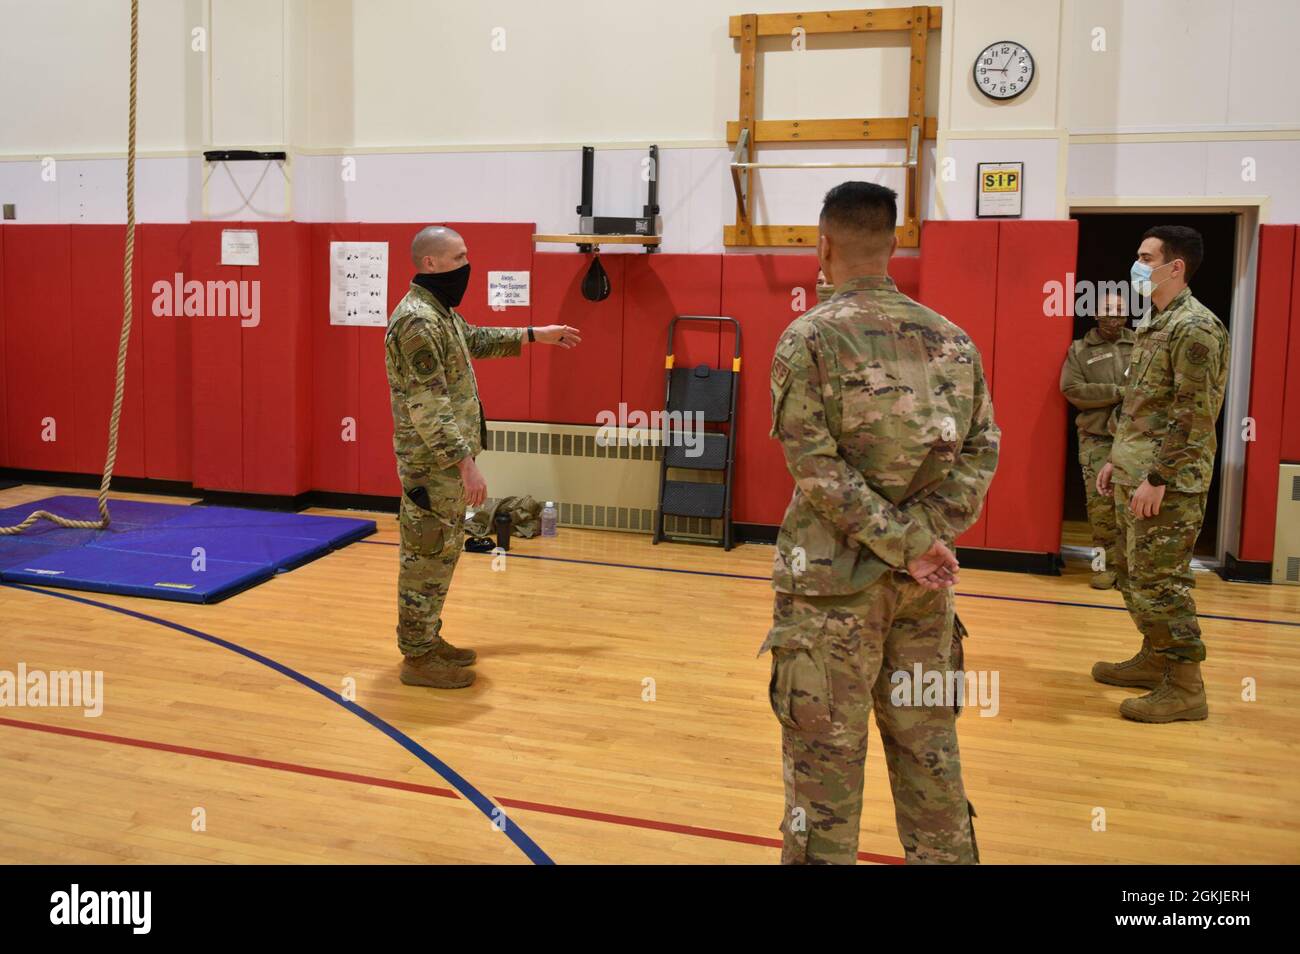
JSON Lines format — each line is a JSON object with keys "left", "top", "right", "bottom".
{"left": 1, "top": 483, "right": 1297, "bottom": 865}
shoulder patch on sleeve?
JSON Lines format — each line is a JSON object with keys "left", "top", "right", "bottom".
{"left": 1186, "top": 341, "right": 1209, "bottom": 366}
{"left": 772, "top": 355, "right": 792, "bottom": 388}
{"left": 411, "top": 347, "right": 437, "bottom": 377}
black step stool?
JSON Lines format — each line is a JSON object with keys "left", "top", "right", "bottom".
{"left": 652, "top": 315, "right": 741, "bottom": 550}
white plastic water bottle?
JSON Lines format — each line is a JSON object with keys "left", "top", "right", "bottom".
{"left": 541, "top": 501, "right": 558, "bottom": 538}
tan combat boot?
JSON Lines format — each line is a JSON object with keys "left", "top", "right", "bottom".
{"left": 400, "top": 650, "right": 476, "bottom": 689}
{"left": 430, "top": 638, "right": 477, "bottom": 667}
{"left": 1090, "top": 570, "right": 1117, "bottom": 590}
{"left": 1120, "top": 661, "right": 1208, "bottom": 723}
{"left": 1090, "top": 638, "right": 1164, "bottom": 689}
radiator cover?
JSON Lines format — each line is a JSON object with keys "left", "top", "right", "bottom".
{"left": 477, "top": 421, "right": 723, "bottom": 538}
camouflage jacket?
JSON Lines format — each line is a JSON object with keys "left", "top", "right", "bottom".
{"left": 385, "top": 283, "right": 524, "bottom": 492}
{"left": 1059, "top": 326, "right": 1135, "bottom": 437}
{"left": 1110, "top": 288, "right": 1228, "bottom": 492}
{"left": 769, "top": 275, "right": 1001, "bottom": 596}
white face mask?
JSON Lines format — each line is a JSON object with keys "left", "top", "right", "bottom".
{"left": 1130, "top": 259, "right": 1174, "bottom": 298}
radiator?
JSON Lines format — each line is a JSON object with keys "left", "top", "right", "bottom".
{"left": 1273, "top": 463, "right": 1300, "bottom": 585}
{"left": 476, "top": 421, "right": 723, "bottom": 538}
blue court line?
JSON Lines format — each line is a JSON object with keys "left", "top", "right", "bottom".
{"left": 1, "top": 582, "right": 554, "bottom": 865}
{"left": 357, "top": 539, "right": 1300, "bottom": 630}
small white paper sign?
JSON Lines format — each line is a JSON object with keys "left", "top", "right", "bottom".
{"left": 488, "top": 271, "right": 530, "bottom": 309}
{"left": 329, "top": 241, "right": 389, "bottom": 327}
{"left": 221, "top": 229, "right": 260, "bottom": 266}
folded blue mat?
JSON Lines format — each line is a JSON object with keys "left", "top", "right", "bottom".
{"left": 0, "top": 495, "right": 377, "bottom": 604}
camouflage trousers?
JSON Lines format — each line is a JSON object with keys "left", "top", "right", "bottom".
{"left": 1112, "top": 484, "right": 1208, "bottom": 663}
{"left": 764, "top": 575, "right": 977, "bottom": 865}
{"left": 1077, "top": 433, "right": 1119, "bottom": 571}
{"left": 396, "top": 487, "right": 465, "bottom": 657}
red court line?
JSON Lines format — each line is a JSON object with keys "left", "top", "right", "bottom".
{"left": 0, "top": 714, "right": 902, "bottom": 865}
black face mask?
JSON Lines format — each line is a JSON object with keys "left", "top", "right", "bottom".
{"left": 413, "top": 263, "right": 471, "bottom": 309}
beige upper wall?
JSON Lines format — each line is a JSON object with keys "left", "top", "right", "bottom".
{"left": 1066, "top": 0, "right": 1300, "bottom": 134}
{"left": 0, "top": 0, "right": 204, "bottom": 155}
{"left": 292, "top": 0, "right": 941, "bottom": 150}
{"left": 943, "top": 0, "right": 1062, "bottom": 131}
{"left": 2, "top": 0, "right": 1297, "bottom": 156}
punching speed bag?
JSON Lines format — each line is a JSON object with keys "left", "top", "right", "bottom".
{"left": 582, "top": 254, "right": 611, "bottom": 302}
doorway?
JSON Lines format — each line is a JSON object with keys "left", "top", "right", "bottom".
{"left": 1066, "top": 211, "right": 1238, "bottom": 559}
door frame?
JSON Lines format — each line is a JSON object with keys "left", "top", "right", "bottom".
{"left": 1067, "top": 196, "right": 1267, "bottom": 565}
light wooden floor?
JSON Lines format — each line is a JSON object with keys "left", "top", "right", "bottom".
{"left": 1, "top": 483, "right": 1297, "bottom": 865}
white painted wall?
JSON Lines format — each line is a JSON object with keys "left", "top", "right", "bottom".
{"left": 1, "top": 0, "right": 1297, "bottom": 237}
{"left": 1066, "top": 0, "right": 1300, "bottom": 135}
{"left": 0, "top": 0, "right": 205, "bottom": 156}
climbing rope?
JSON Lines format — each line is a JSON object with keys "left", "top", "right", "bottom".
{"left": 0, "top": 0, "right": 137, "bottom": 536}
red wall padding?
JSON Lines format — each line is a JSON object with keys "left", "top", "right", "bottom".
{"left": 530, "top": 252, "right": 626, "bottom": 425}
{"left": 21, "top": 217, "right": 1300, "bottom": 575}
{"left": 75, "top": 226, "right": 146, "bottom": 478}
{"left": 622, "top": 254, "right": 724, "bottom": 422}
{"left": 187, "top": 222, "right": 245, "bottom": 491}
{"left": 241, "top": 222, "right": 313, "bottom": 495}
{"left": 311, "top": 223, "right": 362, "bottom": 494}
{"left": 0, "top": 227, "right": 7, "bottom": 467}
{"left": 3, "top": 226, "right": 77, "bottom": 472}
{"left": 890, "top": 254, "right": 921, "bottom": 301}
{"left": 139, "top": 224, "right": 194, "bottom": 482}
{"left": 918, "top": 220, "right": 1000, "bottom": 547}
{"left": 719, "top": 254, "right": 805, "bottom": 526}
{"left": 1239, "top": 227, "right": 1295, "bottom": 561}
{"left": 1281, "top": 230, "right": 1300, "bottom": 463}
{"left": 455, "top": 223, "right": 535, "bottom": 422}
{"left": 984, "top": 220, "right": 1078, "bottom": 553}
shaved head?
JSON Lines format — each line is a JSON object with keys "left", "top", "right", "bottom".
{"left": 411, "top": 226, "right": 467, "bottom": 272}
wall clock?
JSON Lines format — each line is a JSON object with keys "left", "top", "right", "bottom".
{"left": 974, "top": 41, "right": 1034, "bottom": 100}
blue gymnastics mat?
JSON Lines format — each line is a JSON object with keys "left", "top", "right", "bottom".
{"left": 0, "top": 495, "right": 376, "bottom": 604}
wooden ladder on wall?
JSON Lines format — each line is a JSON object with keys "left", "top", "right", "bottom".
{"left": 726, "top": 5, "right": 942, "bottom": 250}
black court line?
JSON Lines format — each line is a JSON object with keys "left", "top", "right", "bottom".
{"left": 356, "top": 539, "right": 1300, "bottom": 630}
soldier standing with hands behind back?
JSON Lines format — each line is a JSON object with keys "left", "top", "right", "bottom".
{"left": 1060, "top": 290, "right": 1135, "bottom": 589}
{"left": 385, "top": 226, "right": 580, "bottom": 690}
{"left": 764, "top": 183, "right": 1000, "bottom": 864}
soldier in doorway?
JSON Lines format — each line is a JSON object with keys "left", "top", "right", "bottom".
{"left": 1094, "top": 225, "right": 1229, "bottom": 723}
{"left": 1060, "top": 289, "right": 1135, "bottom": 588}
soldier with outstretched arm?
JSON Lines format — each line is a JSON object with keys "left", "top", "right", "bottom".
{"left": 384, "top": 226, "right": 580, "bottom": 689}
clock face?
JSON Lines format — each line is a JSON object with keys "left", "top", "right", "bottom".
{"left": 974, "top": 41, "right": 1034, "bottom": 100}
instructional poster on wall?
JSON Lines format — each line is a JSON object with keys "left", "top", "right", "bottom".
{"left": 488, "top": 271, "right": 530, "bottom": 308}
{"left": 329, "top": 242, "right": 389, "bottom": 326}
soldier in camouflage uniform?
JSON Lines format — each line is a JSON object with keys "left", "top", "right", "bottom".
{"left": 764, "top": 182, "right": 1000, "bottom": 864}
{"left": 385, "top": 226, "right": 580, "bottom": 689}
{"left": 1060, "top": 291, "right": 1135, "bottom": 589}
{"left": 1095, "top": 225, "right": 1228, "bottom": 723}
